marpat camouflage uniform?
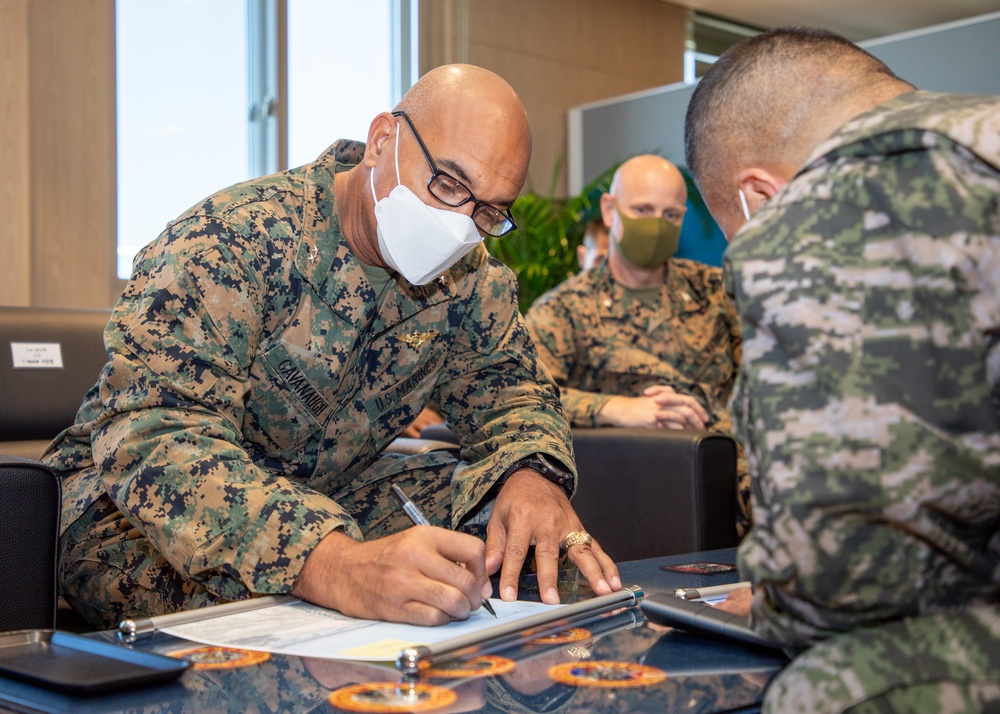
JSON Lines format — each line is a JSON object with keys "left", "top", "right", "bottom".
{"left": 524, "top": 260, "right": 750, "bottom": 534}
{"left": 724, "top": 92, "right": 1000, "bottom": 712}
{"left": 44, "top": 140, "right": 575, "bottom": 628}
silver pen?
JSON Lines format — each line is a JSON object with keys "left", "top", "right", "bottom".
{"left": 673, "top": 581, "right": 751, "bottom": 600}
{"left": 118, "top": 595, "right": 293, "bottom": 640}
{"left": 390, "top": 483, "right": 497, "bottom": 618}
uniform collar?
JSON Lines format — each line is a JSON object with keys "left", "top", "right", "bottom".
{"left": 594, "top": 260, "right": 700, "bottom": 332}
{"left": 802, "top": 91, "right": 1000, "bottom": 176}
{"left": 294, "top": 140, "right": 480, "bottom": 329}
{"left": 294, "top": 140, "right": 374, "bottom": 326}
{"left": 370, "top": 246, "right": 487, "bottom": 335}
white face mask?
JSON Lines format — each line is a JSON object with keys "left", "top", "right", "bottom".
{"left": 370, "top": 124, "right": 482, "bottom": 285}
{"left": 738, "top": 188, "right": 752, "bottom": 222}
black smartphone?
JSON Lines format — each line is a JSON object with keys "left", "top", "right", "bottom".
{"left": 0, "top": 630, "right": 189, "bottom": 695}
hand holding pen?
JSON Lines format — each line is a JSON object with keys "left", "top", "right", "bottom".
{"left": 291, "top": 487, "right": 493, "bottom": 625}
{"left": 392, "top": 483, "right": 497, "bottom": 618}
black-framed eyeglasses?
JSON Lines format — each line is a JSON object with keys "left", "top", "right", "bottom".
{"left": 392, "top": 110, "right": 517, "bottom": 237}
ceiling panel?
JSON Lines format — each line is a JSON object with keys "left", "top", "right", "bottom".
{"left": 673, "top": 0, "right": 1000, "bottom": 40}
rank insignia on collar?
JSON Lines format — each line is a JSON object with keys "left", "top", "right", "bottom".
{"left": 396, "top": 330, "right": 439, "bottom": 349}
{"left": 307, "top": 245, "right": 320, "bottom": 263}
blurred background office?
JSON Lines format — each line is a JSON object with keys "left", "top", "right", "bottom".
{"left": 2, "top": 0, "right": 998, "bottom": 311}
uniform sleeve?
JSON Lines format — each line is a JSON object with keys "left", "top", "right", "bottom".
{"left": 721, "top": 279, "right": 743, "bottom": 400}
{"left": 683, "top": 263, "right": 743, "bottom": 422}
{"left": 731, "top": 179, "right": 1000, "bottom": 650}
{"left": 92, "top": 216, "right": 352, "bottom": 599}
{"left": 524, "top": 291, "right": 612, "bottom": 427}
{"left": 556, "top": 388, "right": 613, "bottom": 428}
{"left": 434, "top": 260, "right": 577, "bottom": 524}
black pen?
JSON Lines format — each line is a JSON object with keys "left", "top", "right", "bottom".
{"left": 390, "top": 483, "right": 497, "bottom": 618}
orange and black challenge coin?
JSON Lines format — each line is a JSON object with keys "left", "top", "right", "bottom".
{"left": 423, "top": 654, "right": 516, "bottom": 679}
{"left": 548, "top": 660, "right": 667, "bottom": 688}
{"left": 170, "top": 646, "right": 270, "bottom": 669}
{"left": 530, "top": 627, "right": 591, "bottom": 645}
{"left": 328, "top": 682, "right": 458, "bottom": 713}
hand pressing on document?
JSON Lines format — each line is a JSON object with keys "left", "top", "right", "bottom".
{"left": 485, "top": 469, "right": 621, "bottom": 605}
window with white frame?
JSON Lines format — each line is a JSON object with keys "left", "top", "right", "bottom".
{"left": 115, "top": 0, "right": 249, "bottom": 279}
{"left": 684, "top": 12, "right": 762, "bottom": 85}
{"left": 116, "top": 0, "right": 415, "bottom": 279}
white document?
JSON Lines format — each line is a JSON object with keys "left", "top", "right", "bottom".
{"left": 162, "top": 598, "right": 564, "bottom": 661}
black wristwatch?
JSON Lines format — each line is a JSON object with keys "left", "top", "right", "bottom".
{"left": 500, "top": 453, "right": 574, "bottom": 497}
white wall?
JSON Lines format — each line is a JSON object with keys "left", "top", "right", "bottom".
{"left": 568, "top": 11, "right": 1000, "bottom": 193}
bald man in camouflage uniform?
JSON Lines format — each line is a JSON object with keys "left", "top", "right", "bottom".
{"left": 525, "top": 155, "right": 748, "bottom": 534}
{"left": 686, "top": 28, "right": 1000, "bottom": 713}
{"left": 45, "top": 65, "right": 620, "bottom": 630}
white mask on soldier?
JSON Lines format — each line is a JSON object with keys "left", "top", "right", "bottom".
{"left": 370, "top": 125, "right": 482, "bottom": 285}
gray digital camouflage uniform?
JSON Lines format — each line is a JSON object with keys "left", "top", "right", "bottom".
{"left": 44, "top": 140, "right": 575, "bottom": 628}
{"left": 524, "top": 260, "right": 750, "bottom": 534}
{"left": 724, "top": 92, "right": 1000, "bottom": 712}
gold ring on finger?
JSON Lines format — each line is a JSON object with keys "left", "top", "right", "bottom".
{"left": 559, "top": 531, "right": 593, "bottom": 552}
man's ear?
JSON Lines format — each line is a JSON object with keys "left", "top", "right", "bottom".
{"left": 363, "top": 113, "right": 396, "bottom": 168}
{"left": 736, "top": 167, "right": 786, "bottom": 213}
{"left": 599, "top": 193, "right": 615, "bottom": 230}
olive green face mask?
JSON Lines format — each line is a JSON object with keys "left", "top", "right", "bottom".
{"left": 614, "top": 205, "right": 681, "bottom": 268}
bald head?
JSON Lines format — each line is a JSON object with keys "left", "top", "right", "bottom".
{"left": 608, "top": 155, "right": 687, "bottom": 204}
{"left": 345, "top": 64, "right": 533, "bottom": 268}
{"left": 602, "top": 155, "right": 688, "bottom": 232}
{"left": 684, "top": 27, "right": 913, "bottom": 235}
{"left": 395, "top": 64, "right": 532, "bottom": 198}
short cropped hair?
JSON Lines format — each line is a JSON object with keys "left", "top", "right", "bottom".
{"left": 684, "top": 27, "right": 901, "bottom": 197}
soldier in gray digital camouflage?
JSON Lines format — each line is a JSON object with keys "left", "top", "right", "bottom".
{"left": 44, "top": 64, "right": 621, "bottom": 630}
{"left": 685, "top": 27, "right": 1000, "bottom": 713}
{"left": 524, "top": 155, "right": 750, "bottom": 535}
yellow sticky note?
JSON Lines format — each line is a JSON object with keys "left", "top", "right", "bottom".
{"left": 337, "top": 639, "right": 417, "bottom": 660}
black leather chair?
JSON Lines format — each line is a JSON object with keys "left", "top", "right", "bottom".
{"left": 421, "top": 424, "right": 740, "bottom": 561}
{"left": 570, "top": 428, "right": 738, "bottom": 561}
{"left": 0, "top": 306, "right": 111, "bottom": 459}
{"left": 0, "top": 457, "right": 60, "bottom": 632}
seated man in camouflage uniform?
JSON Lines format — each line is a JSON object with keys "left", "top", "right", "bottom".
{"left": 524, "top": 155, "right": 749, "bottom": 534}
{"left": 46, "top": 64, "right": 620, "bottom": 629}
{"left": 685, "top": 27, "right": 1000, "bottom": 713}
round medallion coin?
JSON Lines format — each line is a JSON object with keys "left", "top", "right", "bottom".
{"left": 423, "top": 655, "right": 516, "bottom": 679}
{"left": 548, "top": 660, "right": 666, "bottom": 688}
{"left": 170, "top": 646, "right": 270, "bottom": 669}
{"left": 530, "top": 627, "right": 591, "bottom": 645}
{"left": 328, "top": 682, "right": 458, "bottom": 712}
